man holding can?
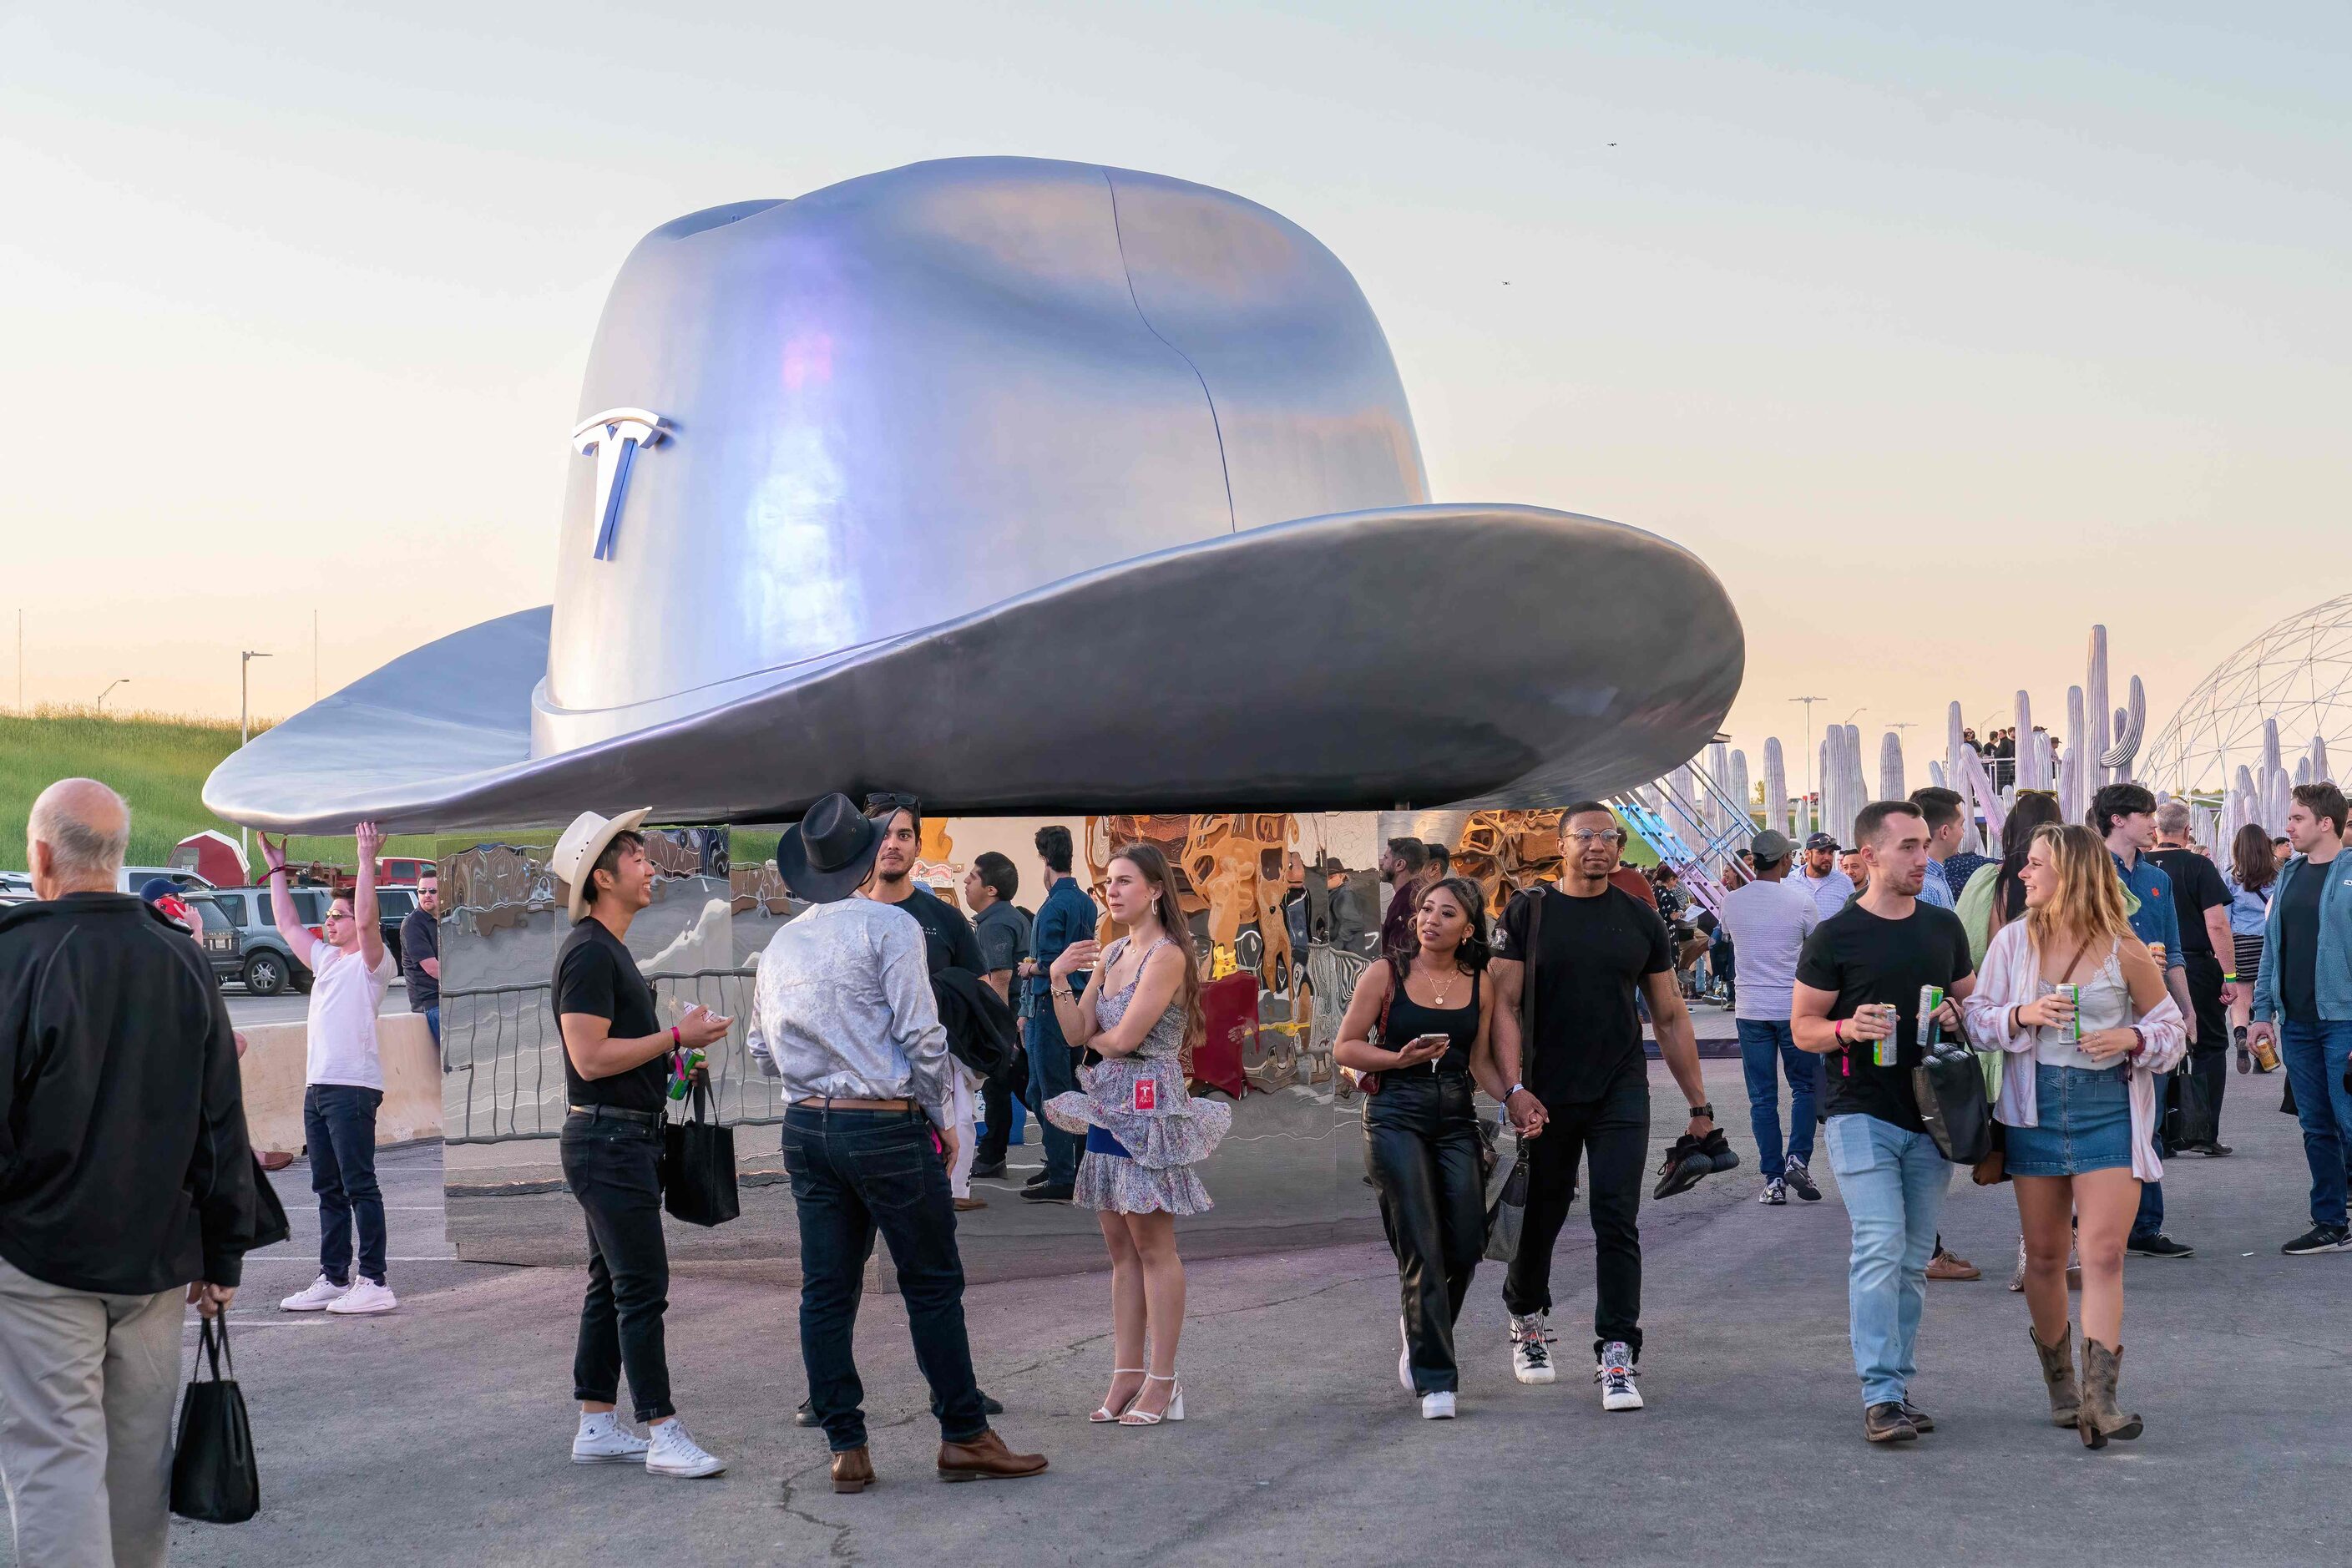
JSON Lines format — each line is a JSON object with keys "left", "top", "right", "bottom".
{"left": 1792, "top": 800, "right": 1976, "bottom": 1445}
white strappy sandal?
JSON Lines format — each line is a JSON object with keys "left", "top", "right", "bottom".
{"left": 1117, "top": 1373, "right": 1185, "bottom": 1426}
{"left": 1090, "top": 1369, "right": 1146, "bottom": 1423}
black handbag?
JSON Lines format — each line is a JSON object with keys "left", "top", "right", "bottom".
{"left": 661, "top": 1078, "right": 740, "bottom": 1227}
{"left": 1913, "top": 1045, "right": 1996, "bottom": 1165}
{"left": 171, "top": 1316, "right": 259, "bottom": 1525}
{"left": 2171, "top": 1060, "right": 2218, "bottom": 1148}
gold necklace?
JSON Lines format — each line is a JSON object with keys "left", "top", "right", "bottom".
{"left": 1424, "top": 962, "right": 1461, "bottom": 1007}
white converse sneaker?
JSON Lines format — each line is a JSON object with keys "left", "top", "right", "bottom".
{"left": 572, "top": 1413, "right": 651, "bottom": 1464}
{"left": 1596, "top": 1341, "right": 1643, "bottom": 1411}
{"left": 1399, "top": 1317, "right": 1415, "bottom": 1393}
{"left": 1420, "top": 1391, "right": 1457, "bottom": 1419}
{"left": 279, "top": 1274, "right": 350, "bottom": 1312}
{"left": 1509, "top": 1313, "right": 1555, "bottom": 1384}
{"left": 325, "top": 1278, "right": 398, "bottom": 1315}
{"left": 645, "top": 1418, "right": 726, "bottom": 1478}
{"left": 1758, "top": 1178, "right": 1788, "bottom": 1206}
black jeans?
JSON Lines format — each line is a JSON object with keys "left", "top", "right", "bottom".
{"left": 2176, "top": 951, "right": 2229, "bottom": 1141}
{"left": 1364, "top": 1071, "right": 1486, "bottom": 1394}
{"left": 561, "top": 1113, "right": 674, "bottom": 1423}
{"left": 1501, "top": 1076, "right": 1648, "bottom": 1359}
{"left": 304, "top": 1084, "right": 386, "bottom": 1287}
{"left": 781, "top": 1105, "right": 988, "bottom": 1453}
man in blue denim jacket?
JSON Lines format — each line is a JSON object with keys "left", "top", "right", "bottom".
{"left": 2095, "top": 784, "right": 2197, "bottom": 1260}
{"left": 2248, "top": 782, "right": 2352, "bottom": 1255}
{"left": 1019, "top": 826, "right": 1098, "bottom": 1202}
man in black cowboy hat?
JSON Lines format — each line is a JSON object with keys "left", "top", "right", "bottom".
{"left": 752, "top": 793, "right": 1048, "bottom": 1494}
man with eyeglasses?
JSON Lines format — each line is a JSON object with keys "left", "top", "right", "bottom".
{"left": 1490, "top": 802, "right": 1714, "bottom": 1412}
{"left": 261, "top": 822, "right": 403, "bottom": 1316}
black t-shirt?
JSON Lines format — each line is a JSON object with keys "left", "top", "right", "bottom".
{"left": 1495, "top": 885, "right": 1673, "bottom": 1105}
{"left": 1795, "top": 901, "right": 1974, "bottom": 1132}
{"left": 2279, "top": 860, "right": 2325, "bottom": 1024}
{"left": 553, "top": 918, "right": 665, "bottom": 1113}
{"left": 2147, "top": 847, "right": 2228, "bottom": 958}
{"left": 882, "top": 886, "right": 984, "bottom": 976}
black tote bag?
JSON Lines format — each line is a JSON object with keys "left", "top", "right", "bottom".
{"left": 1913, "top": 1047, "right": 1996, "bottom": 1165}
{"left": 662, "top": 1077, "right": 741, "bottom": 1227}
{"left": 172, "top": 1316, "right": 259, "bottom": 1524}
{"left": 2171, "top": 1060, "right": 2218, "bottom": 1148}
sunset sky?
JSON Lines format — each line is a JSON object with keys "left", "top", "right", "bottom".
{"left": 6, "top": 2, "right": 2347, "bottom": 788}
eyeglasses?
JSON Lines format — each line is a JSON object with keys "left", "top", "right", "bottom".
{"left": 1565, "top": 829, "right": 1628, "bottom": 847}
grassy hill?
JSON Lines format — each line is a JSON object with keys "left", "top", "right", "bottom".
{"left": 1, "top": 708, "right": 498, "bottom": 877}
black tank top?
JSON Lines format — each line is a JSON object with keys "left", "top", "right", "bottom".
{"left": 1386, "top": 964, "right": 1480, "bottom": 1075}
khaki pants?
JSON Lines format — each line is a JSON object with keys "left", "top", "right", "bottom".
{"left": 0, "top": 1257, "right": 184, "bottom": 1568}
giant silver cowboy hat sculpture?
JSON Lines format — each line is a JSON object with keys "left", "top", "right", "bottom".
{"left": 206, "top": 156, "right": 1743, "bottom": 833}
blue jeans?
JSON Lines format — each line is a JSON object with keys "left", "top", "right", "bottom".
{"left": 781, "top": 1105, "right": 988, "bottom": 1453}
{"left": 303, "top": 1084, "right": 385, "bottom": 1286}
{"left": 1824, "top": 1113, "right": 1949, "bottom": 1409}
{"left": 422, "top": 1004, "right": 440, "bottom": 1048}
{"left": 2280, "top": 1019, "right": 2352, "bottom": 1230}
{"left": 1736, "top": 1019, "right": 1818, "bottom": 1179}
{"left": 1026, "top": 1005, "right": 1080, "bottom": 1186}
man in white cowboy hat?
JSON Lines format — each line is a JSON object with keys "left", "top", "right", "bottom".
{"left": 753, "top": 792, "right": 1048, "bottom": 1495}
{"left": 549, "top": 807, "right": 734, "bottom": 1478}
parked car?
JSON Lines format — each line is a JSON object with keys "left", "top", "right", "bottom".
{"left": 182, "top": 893, "right": 245, "bottom": 984}
{"left": 118, "top": 864, "right": 215, "bottom": 894}
{"left": 376, "top": 885, "right": 419, "bottom": 967}
{"left": 206, "top": 883, "right": 331, "bottom": 996}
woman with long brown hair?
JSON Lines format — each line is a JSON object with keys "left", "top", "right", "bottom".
{"left": 1963, "top": 823, "right": 2188, "bottom": 1447}
{"left": 2225, "top": 822, "right": 2280, "bottom": 1070}
{"left": 1044, "top": 843, "right": 1232, "bottom": 1427}
{"left": 1335, "top": 876, "right": 1499, "bottom": 1420}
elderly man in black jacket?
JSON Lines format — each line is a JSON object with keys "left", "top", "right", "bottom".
{"left": 0, "top": 778, "right": 275, "bottom": 1568}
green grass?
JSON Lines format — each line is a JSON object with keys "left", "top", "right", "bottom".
{"left": 1, "top": 707, "right": 518, "bottom": 878}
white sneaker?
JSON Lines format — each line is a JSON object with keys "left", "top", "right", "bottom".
{"left": 1420, "top": 1391, "right": 1457, "bottom": 1419}
{"left": 1596, "top": 1341, "right": 1643, "bottom": 1411}
{"left": 280, "top": 1274, "right": 350, "bottom": 1312}
{"left": 1758, "top": 1178, "right": 1788, "bottom": 1206}
{"left": 1398, "top": 1317, "right": 1415, "bottom": 1393}
{"left": 572, "top": 1414, "right": 651, "bottom": 1465}
{"left": 1509, "top": 1313, "right": 1555, "bottom": 1384}
{"left": 645, "top": 1418, "right": 726, "bottom": 1478}
{"left": 326, "top": 1278, "right": 398, "bottom": 1315}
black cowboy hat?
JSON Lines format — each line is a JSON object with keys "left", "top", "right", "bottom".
{"left": 776, "top": 793, "right": 882, "bottom": 903}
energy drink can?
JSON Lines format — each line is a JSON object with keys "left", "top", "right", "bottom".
{"left": 1919, "top": 985, "right": 1945, "bottom": 1051}
{"left": 2057, "top": 983, "right": 2083, "bottom": 1044}
{"left": 1872, "top": 1004, "right": 1898, "bottom": 1068}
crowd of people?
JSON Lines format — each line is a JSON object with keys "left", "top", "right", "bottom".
{"left": 8, "top": 761, "right": 2352, "bottom": 1560}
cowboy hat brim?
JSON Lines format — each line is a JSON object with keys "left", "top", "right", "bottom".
{"left": 201, "top": 503, "right": 1743, "bottom": 833}
{"left": 773, "top": 804, "right": 883, "bottom": 904}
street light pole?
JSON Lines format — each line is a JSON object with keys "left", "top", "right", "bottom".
{"left": 96, "top": 678, "right": 129, "bottom": 717}
{"left": 240, "top": 651, "right": 272, "bottom": 861}
{"left": 1790, "top": 696, "right": 1826, "bottom": 836}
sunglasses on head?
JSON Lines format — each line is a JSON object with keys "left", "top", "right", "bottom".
{"left": 864, "top": 792, "right": 923, "bottom": 821}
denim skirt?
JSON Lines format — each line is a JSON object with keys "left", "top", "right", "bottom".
{"left": 2006, "top": 1063, "right": 2134, "bottom": 1177}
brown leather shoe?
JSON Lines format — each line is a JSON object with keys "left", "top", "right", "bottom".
{"left": 830, "top": 1446, "right": 875, "bottom": 1494}
{"left": 953, "top": 1196, "right": 988, "bottom": 1211}
{"left": 1926, "top": 1247, "right": 1980, "bottom": 1282}
{"left": 937, "top": 1428, "right": 1048, "bottom": 1483}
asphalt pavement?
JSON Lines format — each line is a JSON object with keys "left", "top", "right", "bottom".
{"left": 73, "top": 1056, "right": 2344, "bottom": 1568}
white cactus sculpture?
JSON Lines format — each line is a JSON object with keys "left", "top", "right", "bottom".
{"left": 1763, "top": 739, "right": 1788, "bottom": 837}
{"left": 1730, "top": 749, "right": 1752, "bottom": 833}
{"left": 2086, "top": 626, "right": 2112, "bottom": 791}
{"left": 2063, "top": 687, "right": 2087, "bottom": 825}
{"left": 1879, "top": 731, "right": 1905, "bottom": 802}
{"left": 2014, "top": 691, "right": 2036, "bottom": 789}
{"left": 2101, "top": 675, "right": 2146, "bottom": 779}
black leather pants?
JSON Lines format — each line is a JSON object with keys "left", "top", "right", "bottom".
{"left": 1364, "top": 1071, "right": 1487, "bottom": 1394}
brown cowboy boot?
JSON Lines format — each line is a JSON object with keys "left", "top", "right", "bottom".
{"left": 830, "top": 1446, "right": 875, "bottom": 1493}
{"left": 2076, "top": 1338, "right": 2143, "bottom": 1449}
{"left": 936, "top": 1428, "right": 1048, "bottom": 1482}
{"left": 2030, "top": 1325, "right": 2080, "bottom": 1428}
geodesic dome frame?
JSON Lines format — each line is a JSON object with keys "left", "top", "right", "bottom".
{"left": 2144, "top": 594, "right": 2352, "bottom": 795}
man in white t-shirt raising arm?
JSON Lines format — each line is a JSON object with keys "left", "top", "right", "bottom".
{"left": 262, "top": 822, "right": 402, "bottom": 1316}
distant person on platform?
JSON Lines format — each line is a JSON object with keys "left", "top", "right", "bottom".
{"left": 262, "top": 822, "right": 403, "bottom": 1317}
{"left": 759, "top": 793, "right": 1049, "bottom": 1493}
{"left": 1380, "top": 837, "right": 1436, "bottom": 957}
{"left": 1, "top": 780, "right": 276, "bottom": 1568}
{"left": 1019, "top": 826, "right": 1100, "bottom": 1203}
{"left": 965, "top": 851, "right": 1032, "bottom": 1181}
{"left": 551, "top": 807, "right": 735, "bottom": 1478}
{"left": 1800, "top": 832, "right": 1856, "bottom": 920}
{"left": 402, "top": 865, "right": 443, "bottom": 1060}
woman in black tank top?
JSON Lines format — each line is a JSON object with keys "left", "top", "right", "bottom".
{"left": 1335, "top": 876, "right": 1500, "bottom": 1419}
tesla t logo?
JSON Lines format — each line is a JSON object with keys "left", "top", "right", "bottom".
{"left": 571, "top": 408, "right": 669, "bottom": 562}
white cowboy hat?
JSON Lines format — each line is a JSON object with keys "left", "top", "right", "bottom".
{"left": 204, "top": 157, "right": 1742, "bottom": 833}
{"left": 550, "top": 807, "right": 650, "bottom": 922}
